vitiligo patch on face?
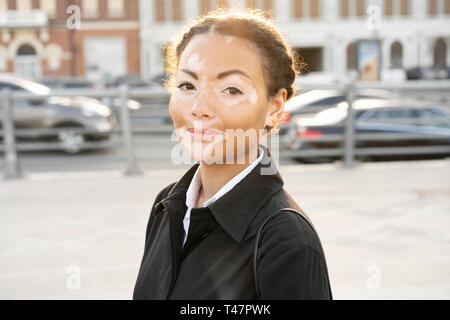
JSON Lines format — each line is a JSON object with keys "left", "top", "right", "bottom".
{"left": 208, "top": 25, "right": 216, "bottom": 36}
{"left": 224, "top": 36, "right": 235, "bottom": 43}
{"left": 187, "top": 54, "right": 205, "bottom": 71}
{"left": 248, "top": 87, "right": 258, "bottom": 104}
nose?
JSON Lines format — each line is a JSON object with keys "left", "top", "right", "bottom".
{"left": 190, "top": 93, "right": 215, "bottom": 120}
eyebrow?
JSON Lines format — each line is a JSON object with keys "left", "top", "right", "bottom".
{"left": 180, "top": 68, "right": 252, "bottom": 81}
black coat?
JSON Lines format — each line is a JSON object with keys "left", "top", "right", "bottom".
{"left": 133, "top": 145, "right": 332, "bottom": 300}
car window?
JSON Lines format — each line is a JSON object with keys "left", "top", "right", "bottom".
{"left": 362, "top": 108, "right": 416, "bottom": 125}
{"left": 0, "top": 82, "right": 25, "bottom": 91}
{"left": 357, "top": 94, "right": 387, "bottom": 99}
{"left": 309, "top": 96, "right": 345, "bottom": 107}
{"left": 416, "top": 108, "right": 450, "bottom": 128}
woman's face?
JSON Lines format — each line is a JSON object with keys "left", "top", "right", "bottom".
{"left": 169, "top": 33, "right": 285, "bottom": 164}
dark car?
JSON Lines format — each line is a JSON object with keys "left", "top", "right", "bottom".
{"left": 406, "top": 66, "right": 450, "bottom": 80}
{"left": 0, "top": 73, "right": 117, "bottom": 153}
{"left": 284, "top": 98, "right": 450, "bottom": 162}
{"left": 280, "top": 89, "right": 399, "bottom": 138}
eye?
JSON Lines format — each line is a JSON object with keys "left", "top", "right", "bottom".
{"left": 177, "top": 82, "right": 196, "bottom": 92}
{"left": 224, "top": 86, "right": 243, "bottom": 95}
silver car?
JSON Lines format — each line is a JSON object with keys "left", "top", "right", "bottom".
{"left": 0, "top": 73, "right": 117, "bottom": 153}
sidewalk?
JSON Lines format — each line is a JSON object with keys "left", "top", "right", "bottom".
{"left": 1, "top": 159, "right": 449, "bottom": 299}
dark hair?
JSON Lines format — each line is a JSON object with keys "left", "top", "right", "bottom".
{"left": 164, "top": 7, "right": 303, "bottom": 134}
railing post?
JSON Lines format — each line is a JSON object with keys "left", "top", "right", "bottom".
{"left": 343, "top": 82, "right": 356, "bottom": 168}
{"left": 119, "top": 84, "right": 140, "bottom": 175}
{"left": 1, "top": 88, "right": 22, "bottom": 179}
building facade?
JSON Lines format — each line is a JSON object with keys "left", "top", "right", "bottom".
{"left": 139, "top": 0, "right": 450, "bottom": 79}
{"left": 0, "top": 0, "right": 140, "bottom": 80}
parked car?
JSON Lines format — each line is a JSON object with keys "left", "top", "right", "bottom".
{"left": 39, "top": 76, "right": 98, "bottom": 90}
{"left": 294, "top": 72, "right": 357, "bottom": 87}
{"left": 280, "top": 88, "right": 400, "bottom": 138}
{"left": 106, "top": 74, "right": 156, "bottom": 89}
{"left": 406, "top": 66, "right": 450, "bottom": 80}
{"left": 39, "top": 75, "right": 141, "bottom": 116}
{"left": 0, "top": 73, "right": 117, "bottom": 153}
{"left": 285, "top": 98, "right": 450, "bottom": 162}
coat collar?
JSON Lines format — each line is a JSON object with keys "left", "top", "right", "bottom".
{"left": 155, "top": 144, "right": 284, "bottom": 243}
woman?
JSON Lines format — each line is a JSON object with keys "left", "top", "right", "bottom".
{"left": 133, "top": 8, "right": 332, "bottom": 300}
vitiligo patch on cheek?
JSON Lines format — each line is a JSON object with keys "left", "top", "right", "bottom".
{"left": 248, "top": 87, "right": 258, "bottom": 104}
{"left": 173, "top": 87, "right": 197, "bottom": 101}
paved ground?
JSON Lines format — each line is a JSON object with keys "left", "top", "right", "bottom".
{"left": 0, "top": 158, "right": 449, "bottom": 300}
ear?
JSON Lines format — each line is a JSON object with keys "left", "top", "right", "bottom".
{"left": 265, "top": 88, "right": 287, "bottom": 128}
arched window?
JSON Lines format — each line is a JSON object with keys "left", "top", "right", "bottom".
{"left": 433, "top": 38, "right": 447, "bottom": 68}
{"left": 347, "top": 41, "right": 358, "bottom": 71}
{"left": 17, "top": 44, "right": 36, "bottom": 56}
{"left": 15, "top": 44, "right": 40, "bottom": 79}
{"left": 390, "top": 41, "right": 403, "bottom": 68}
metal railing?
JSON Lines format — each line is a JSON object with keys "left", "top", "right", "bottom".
{"left": 280, "top": 81, "right": 450, "bottom": 166}
{"left": 0, "top": 84, "right": 171, "bottom": 178}
{"left": 2, "top": 81, "right": 450, "bottom": 178}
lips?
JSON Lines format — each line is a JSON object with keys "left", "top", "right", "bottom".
{"left": 187, "top": 127, "right": 222, "bottom": 142}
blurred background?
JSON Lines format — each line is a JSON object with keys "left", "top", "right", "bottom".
{"left": 0, "top": 0, "right": 449, "bottom": 299}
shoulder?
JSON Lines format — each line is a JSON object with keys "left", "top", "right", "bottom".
{"left": 154, "top": 180, "right": 177, "bottom": 203}
{"left": 147, "top": 180, "right": 178, "bottom": 219}
{"left": 253, "top": 186, "right": 326, "bottom": 263}
{"left": 144, "top": 180, "right": 178, "bottom": 241}
{"left": 259, "top": 208, "right": 323, "bottom": 255}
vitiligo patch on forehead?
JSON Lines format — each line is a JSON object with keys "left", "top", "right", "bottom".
{"left": 208, "top": 25, "right": 216, "bottom": 36}
{"left": 224, "top": 36, "right": 235, "bottom": 43}
{"left": 187, "top": 54, "right": 205, "bottom": 71}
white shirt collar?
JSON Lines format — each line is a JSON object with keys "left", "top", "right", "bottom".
{"left": 185, "top": 145, "right": 264, "bottom": 208}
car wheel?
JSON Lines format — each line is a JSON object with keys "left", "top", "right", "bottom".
{"left": 57, "top": 129, "right": 85, "bottom": 154}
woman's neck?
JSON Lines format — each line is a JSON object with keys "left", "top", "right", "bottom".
{"left": 197, "top": 146, "right": 260, "bottom": 204}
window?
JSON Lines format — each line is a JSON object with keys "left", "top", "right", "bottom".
{"left": 246, "top": 0, "right": 273, "bottom": 16}
{"left": 428, "top": 0, "right": 450, "bottom": 15}
{"left": 40, "top": 0, "right": 57, "bottom": 17}
{"left": 310, "top": 0, "right": 320, "bottom": 17}
{"left": 16, "top": 0, "right": 31, "bottom": 11}
{"left": 107, "top": 0, "right": 124, "bottom": 17}
{"left": 433, "top": 38, "right": 447, "bottom": 68}
{"left": 340, "top": 0, "right": 350, "bottom": 17}
{"left": 340, "top": 0, "right": 367, "bottom": 18}
{"left": 0, "top": 82, "right": 23, "bottom": 91}
{"left": 0, "top": 0, "right": 8, "bottom": 11}
{"left": 429, "top": 0, "right": 438, "bottom": 14}
{"left": 384, "top": 0, "right": 393, "bottom": 15}
{"left": 293, "top": 0, "right": 321, "bottom": 19}
{"left": 400, "top": 0, "right": 409, "bottom": 15}
{"left": 416, "top": 109, "right": 450, "bottom": 128}
{"left": 390, "top": 41, "right": 403, "bottom": 68}
{"left": 217, "top": 0, "right": 228, "bottom": 8}
{"left": 201, "top": 0, "right": 212, "bottom": 14}
{"left": 384, "top": 0, "right": 410, "bottom": 17}
{"left": 82, "top": 0, "right": 98, "bottom": 17}
{"left": 172, "top": 0, "right": 182, "bottom": 21}
{"left": 154, "top": 0, "right": 183, "bottom": 22}
{"left": 155, "top": 0, "right": 165, "bottom": 21}
{"left": 294, "top": 0, "right": 304, "bottom": 18}
{"left": 346, "top": 41, "right": 358, "bottom": 71}
{"left": 364, "top": 108, "right": 416, "bottom": 125}
{"left": 356, "top": 0, "right": 365, "bottom": 16}
{"left": 310, "top": 96, "right": 345, "bottom": 107}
